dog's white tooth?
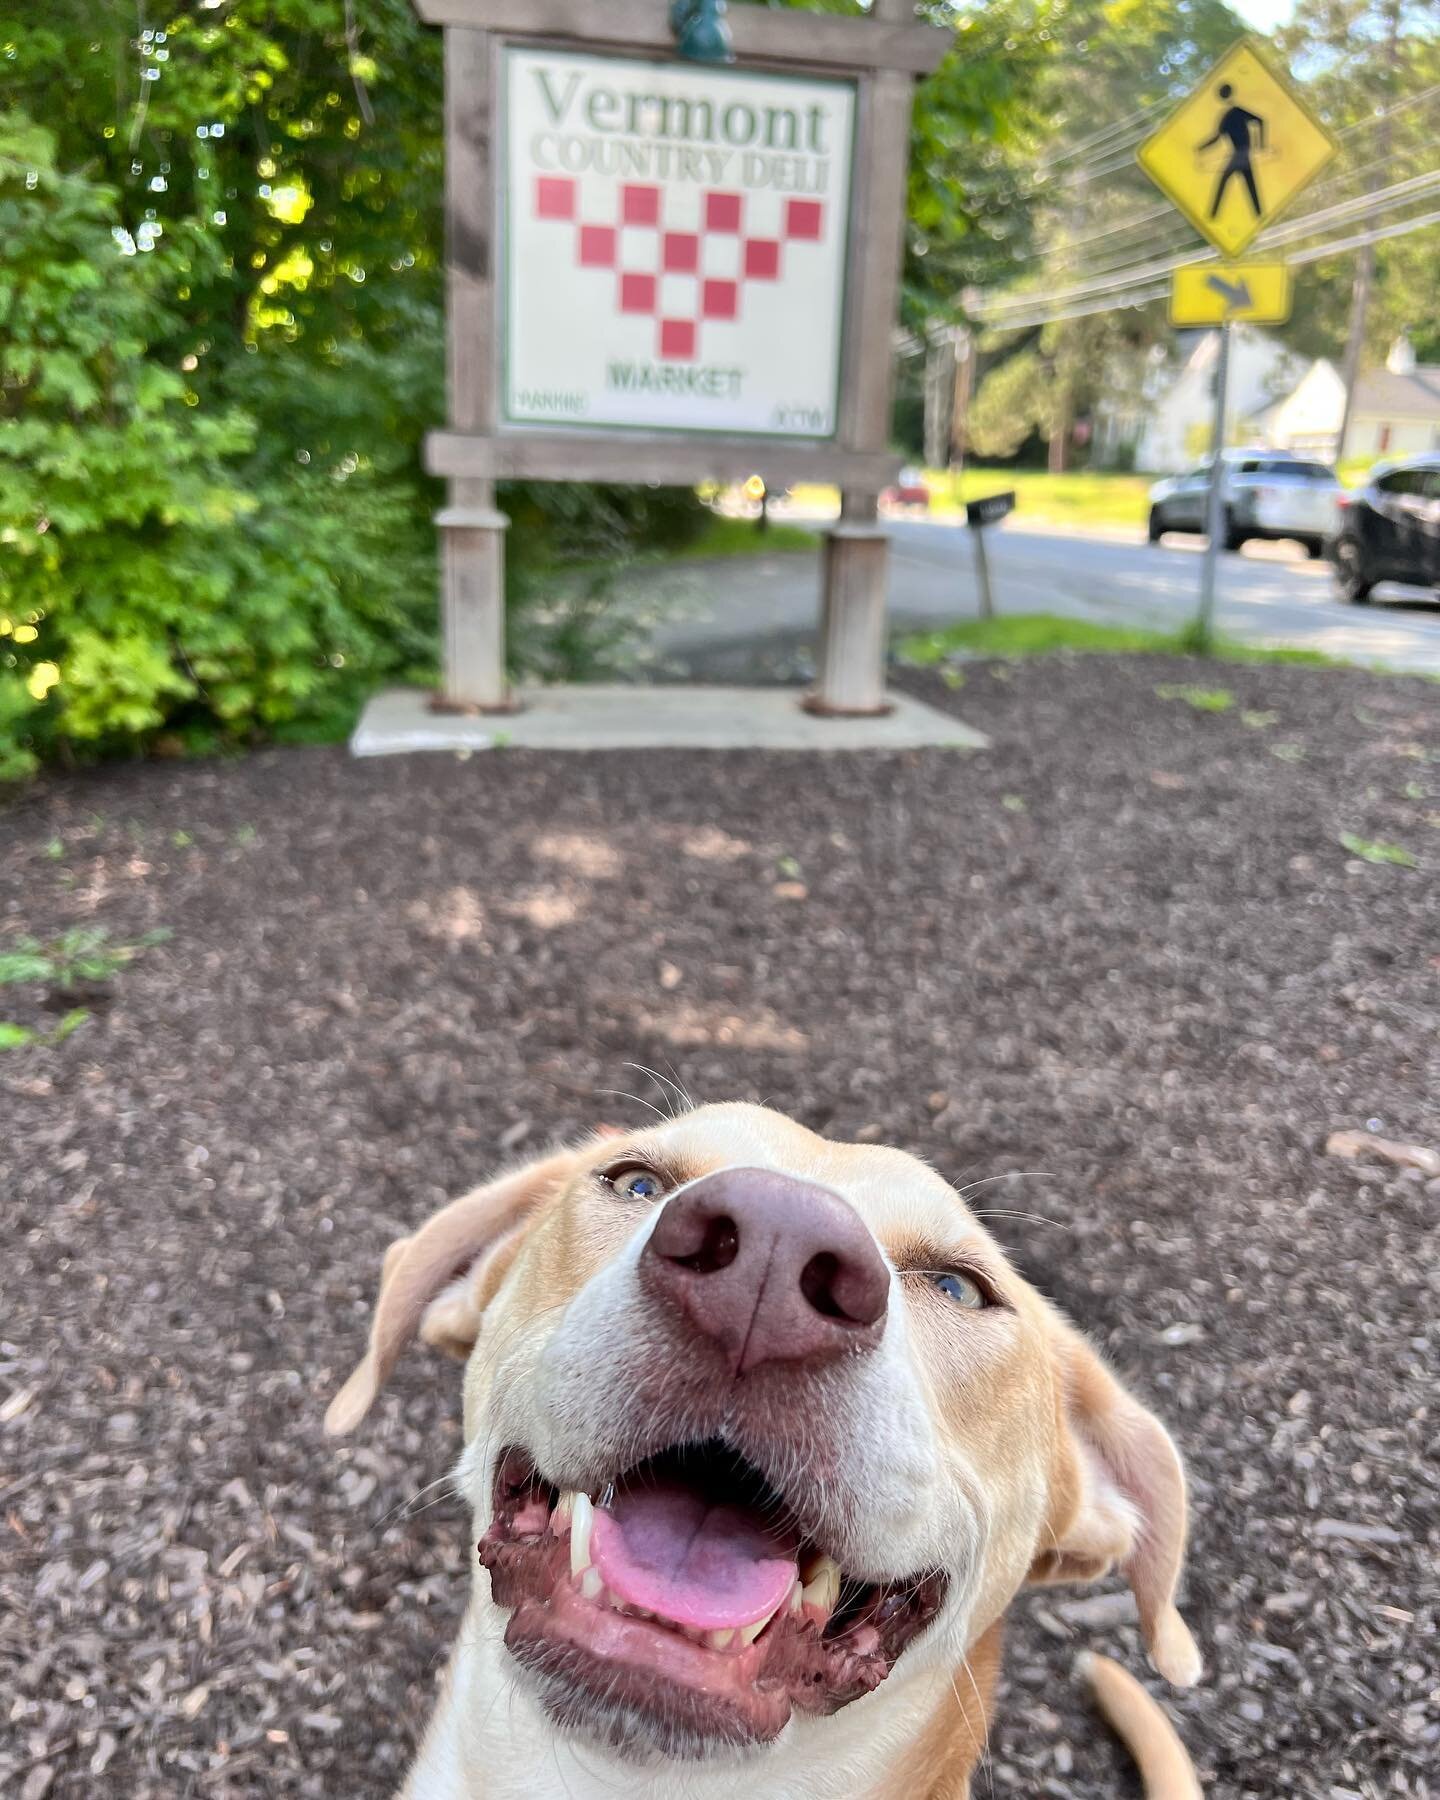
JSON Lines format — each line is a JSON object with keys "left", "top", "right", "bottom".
{"left": 580, "top": 1567, "right": 603, "bottom": 1601}
{"left": 707, "top": 1628, "right": 735, "bottom": 1651}
{"left": 801, "top": 1556, "right": 842, "bottom": 1617}
{"left": 606, "top": 1588, "right": 627, "bottom": 1611}
{"left": 799, "top": 1549, "right": 839, "bottom": 1584}
{"left": 552, "top": 1490, "right": 578, "bottom": 1529}
{"left": 787, "top": 1578, "right": 804, "bottom": 1614}
{"left": 739, "top": 1605, "right": 780, "bottom": 1646}
{"left": 569, "top": 1492, "right": 595, "bottom": 1575}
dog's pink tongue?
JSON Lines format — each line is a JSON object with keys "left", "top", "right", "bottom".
{"left": 589, "top": 1482, "right": 797, "bottom": 1630}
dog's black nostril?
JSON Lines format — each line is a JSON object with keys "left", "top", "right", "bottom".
{"left": 670, "top": 1214, "right": 739, "bottom": 1275}
{"left": 800, "top": 1251, "right": 848, "bottom": 1319}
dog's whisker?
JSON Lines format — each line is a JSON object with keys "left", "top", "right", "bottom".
{"left": 969, "top": 1208, "right": 1064, "bottom": 1229}
{"left": 656, "top": 1056, "right": 696, "bottom": 1112}
{"left": 365, "top": 1471, "right": 459, "bottom": 1540}
{"left": 953, "top": 1170, "right": 1059, "bottom": 1201}
{"left": 593, "top": 1085, "right": 670, "bottom": 1124}
{"left": 621, "top": 1060, "right": 692, "bottom": 1120}
{"left": 954, "top": 1653, "right": 997, "bottom": 1800}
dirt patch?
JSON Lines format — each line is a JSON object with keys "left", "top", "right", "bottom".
{"left": 1, "top": 654, "right": 1436, "bottom": 1797}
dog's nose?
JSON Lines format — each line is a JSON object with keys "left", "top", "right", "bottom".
{"left": 639, "top": 1168, "right": 889, "bottom": 1373}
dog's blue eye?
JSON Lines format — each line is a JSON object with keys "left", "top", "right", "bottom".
{"left": 932, "top": 1271, "right": 986, "bottom": 1309}
{"left": 610, "top": 1166, "right": 663, "bottom": 1200}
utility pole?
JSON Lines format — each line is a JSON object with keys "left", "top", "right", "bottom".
{"left": 950, "top": 326, "right": 974, "bottom": 474}
{"left": 1197, "top": 322, "right": 1232, "bottom": 652}
{"left": 922, "top": 330, "right": 954, "bottom": 471}
{"left": 1335, "top": 0, "right": 1403, "bottom": 463}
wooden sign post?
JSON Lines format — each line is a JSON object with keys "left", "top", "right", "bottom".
{"left": 415, "top": 0, "right": 947, "bottom": 716}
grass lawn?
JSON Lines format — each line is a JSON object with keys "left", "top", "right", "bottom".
{"left": 921, "top": 466, "right": 1154, "bottom": 530}
{"left": 679, "top": 513, "right": 819, "bottom": 559}
{"left": 786, "top": 457, "right": 1371, "bottom": 537}
{"left": 896, "top": 611, "right": 1348, "bottom": 669}
{"left": 786, "top": 470, "right": 1155, "bottom": 531}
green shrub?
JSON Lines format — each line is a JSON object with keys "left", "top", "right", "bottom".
{"left": 0, "top": 117, "right": 441, "bottom": 773}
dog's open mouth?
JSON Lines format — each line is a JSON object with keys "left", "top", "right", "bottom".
{"left": 479, "top": 1442, "right": 948, "bottom": 1757}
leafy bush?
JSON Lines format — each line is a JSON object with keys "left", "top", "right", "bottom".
{"left": 0, "top": 117, "right": 439, "bottom": 773}
{"left": 0, "top": 112, "right": 708, "bottom": 776}
{"left": 503, "top": 483, "right": 707, "bottom": 683}
{"left": 0, "top": 923, "right": 169, "bottom": 1052}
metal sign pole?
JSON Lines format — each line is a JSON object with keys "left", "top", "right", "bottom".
{"left": 972, "top": 523, "right": 995, "bottom": 621}
{"left": 964, "top": 490, "right": 1013, "bottom": 621}
{"left": 1197, "top": 319, "right": 1231, "bottom": 648}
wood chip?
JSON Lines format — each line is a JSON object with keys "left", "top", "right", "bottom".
{"left": 0, "top": 1386, "right": 36, "bottom": 1423}
{"left": 1324, "top": 1130, "right": 1440, "bottom": 1177}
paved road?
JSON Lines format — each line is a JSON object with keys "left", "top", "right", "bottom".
{"left": 651, "top": 516, "right": 1440, "bottom": 678}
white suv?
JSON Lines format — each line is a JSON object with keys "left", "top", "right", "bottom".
{"left": 1148, "top": 450, "right": 1344, "bottom": 556}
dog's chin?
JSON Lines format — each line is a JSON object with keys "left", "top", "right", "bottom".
{"left": 508, "top": 1627, "right": 782, "bottom": 1763}
{"left": 477, "top": 1441, "right": 949, "bottom": 1764}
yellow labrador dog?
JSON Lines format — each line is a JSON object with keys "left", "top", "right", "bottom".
{"left": 328, "top": 1104, "right": 1203, "bottom": 1798}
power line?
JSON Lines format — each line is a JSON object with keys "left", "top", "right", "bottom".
{"left": 979, "top": 206, "right": 1440, "bottom": 332}
{"left": 1032, "top": 133, "right": 1436, "bottom": 286}
{"left": 1015, "top": 130, "right": 1425, "bottom": 286}
{"left": 1033, "top": 96, "right": 1170, "bottom": 172}
{"left": 1028, "top": 124, "right": 1437, "bottom": 280}
{"left": 1024, "top": 79, "right": 1440, "bottom": 223}
{"left": 977, "top": 166, "right": 1440, "bottom": 320}
{"left": 1027, "top": 65, "right": 1440, "bottom": 187}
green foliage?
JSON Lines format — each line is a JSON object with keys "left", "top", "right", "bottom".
{"left": 0, "top": 105, "right": 437, "bottom": 774}
{"left": 1339, "top": 832, "right": 1417, "bottom": 867}
{"left": 959, "top": 0, "right": 1249, "bottom": 464}
{"left": 897, "top": 612, "right": 1355, "bottom": 666}
{"left": 924, "top": 465, "right": 1153, "bottom": 527}
{"left": 967, "top": 349, "right": 1057, "bottom": 458}
{"left": 0, "top": 1012, "right": 90, "bottom": 1052}
{"left": 1155, "top": 683, "right": 1235, "bottom": 712}
{"left": 0, "top": 925, "right": 170, "bottom": 989}
{"left": 501, "top": 484, "right": 706, "bottom": 682}
{"left": 1276, "top": 1, "right": 1440, "bottom": 363}
{"left": 676, "top": 516, "right": 821, "bottom": 559}
{"left": 0, "top": 8, "right": 710, "bottom": 775}
{"left": 0, "top": 923, "right": 167, "bottom": 1052}
{"left": 766, "top": 1, "right": 1070, "bottom": 326}
{"left": 900, "top": 613, "right": 1187, "bottom": 662}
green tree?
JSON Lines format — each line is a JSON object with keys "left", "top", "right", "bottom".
{"left": 0, "top": 114, "right": 436, "bottom": 776}
{"left": 1, "top": 3, "right": 712, "bottom": 772}
{"left": 1276, "top": 0, "right": 1440, "bottom": 365}
{"left": 962, "top": 0, "right": 1246, "bottom": 465}
{"left": 765, "top": 0, "right": 1067, "bottom": 326}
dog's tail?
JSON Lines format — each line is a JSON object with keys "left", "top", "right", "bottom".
{"left": 1078, "top": 1651, "right": 1203, "bottom": 1799}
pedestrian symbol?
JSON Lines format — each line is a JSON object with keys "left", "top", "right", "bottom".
{"left": 1201, "top": 84, "right": 1265, "bottom": 220}
{"left": 1137, "top": 39, "right": 1337, "bottom": 257}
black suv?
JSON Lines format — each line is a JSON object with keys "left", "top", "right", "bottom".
{"left": 1329, "top": 454, "right": 1440, "bottom": 603}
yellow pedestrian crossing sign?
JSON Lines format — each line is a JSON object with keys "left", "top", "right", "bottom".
{"left": 1137, "top": 39, "right": 1338, "bottom": 257}
{"left": 1170, "top": 261, "right": 1293, "bottom": 326}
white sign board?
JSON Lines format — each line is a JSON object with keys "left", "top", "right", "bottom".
{"left": 501, "top": 48, "right": 857, "bottom": 439}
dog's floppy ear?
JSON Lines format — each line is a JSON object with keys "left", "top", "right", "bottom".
{"left": 1030, "top": 1321, "right": 1203, "bottom": 1689}
{"left": 324, "top": 1146, "right": 585, "bottom": 1437}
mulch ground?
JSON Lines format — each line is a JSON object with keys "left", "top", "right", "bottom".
{"left": 2, "top": 653, "right": 1436, "bottom": 1800}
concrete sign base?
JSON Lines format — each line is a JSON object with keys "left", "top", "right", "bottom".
{"left": 351, "top": 685, "right": 986, "bottom": 757}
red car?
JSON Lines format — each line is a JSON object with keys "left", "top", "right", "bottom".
{"left": 882, "top": 467, "right": 930, "bottom": 511}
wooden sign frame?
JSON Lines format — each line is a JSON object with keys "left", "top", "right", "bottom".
{"left": 417, "top": 0, "right": 947, "bottom": 714}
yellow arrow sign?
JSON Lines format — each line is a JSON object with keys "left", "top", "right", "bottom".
{"left": 1137, "top": 39, "right": 1338, "bottom": 257}
{"left": 1170, "top": 261, "right": 1293, "bottom": 326}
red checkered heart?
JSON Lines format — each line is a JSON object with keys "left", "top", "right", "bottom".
{"left": 533, "top": 178, "right": 825, "bottom": 363}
